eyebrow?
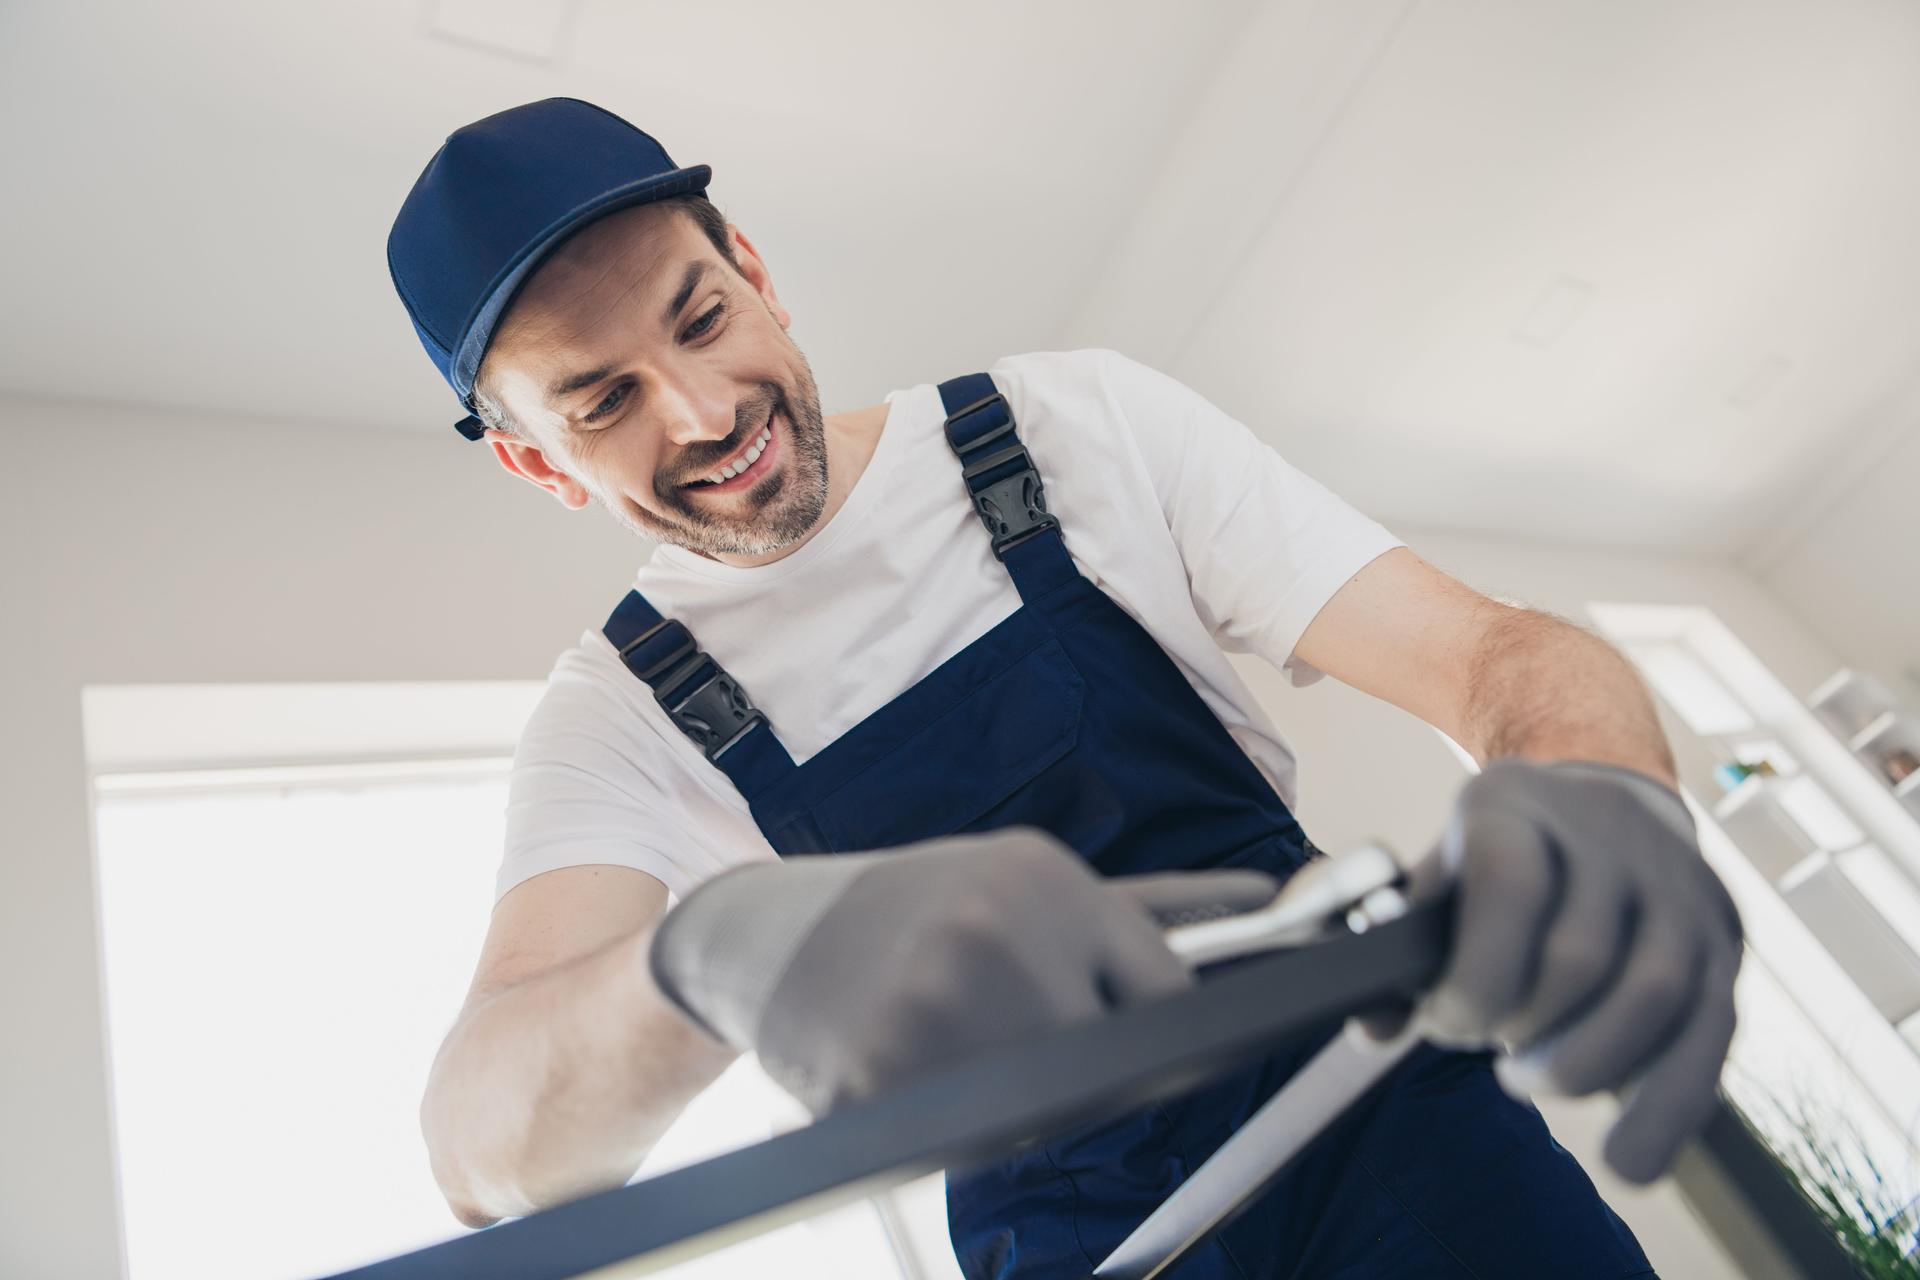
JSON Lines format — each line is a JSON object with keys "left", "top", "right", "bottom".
{"left": 543, "top": 260, "right": 715, "bottom": 406}
{"left": 661, "top": 260, "right": 711, "bottom": 327}
{"left": 546, "top": 363, "right": 620, "bottom": 403}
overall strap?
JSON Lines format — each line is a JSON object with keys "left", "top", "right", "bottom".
{"left": 939, "top": 373, "right": 1077, "bottom": 600}
{"left": 602, "top": 590, "right": 796, "bottom": 795}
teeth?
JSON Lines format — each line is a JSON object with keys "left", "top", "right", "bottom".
{"left": 699, "top": 423, "right": 774, "bottom": 486}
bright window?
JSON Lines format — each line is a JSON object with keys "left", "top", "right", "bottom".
{"left": 96, "top": 772, "right": 512, "bottom": 1279}
{"left": 89, "top": 685, "right": 962, "bottom": 1280}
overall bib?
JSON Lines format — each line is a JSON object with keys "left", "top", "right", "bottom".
{"left": 603, "top": 376, "right": 1655, "bottom": 1279}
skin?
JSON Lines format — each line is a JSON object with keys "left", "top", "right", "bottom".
{"left": 479, "top": 202, "right": 887, "bottom": 563}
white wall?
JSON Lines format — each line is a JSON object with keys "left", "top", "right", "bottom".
{"left": 1753, "top": 418, "right": 1920, "bottom": 708}
{"left": 0, "top": 393, "right": 648, "bottom": 1279}
{"left": 0, "top": 395, "right": 1855, "bottom": 1277}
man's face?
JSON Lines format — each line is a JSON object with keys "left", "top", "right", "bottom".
{"left": 477, "top": 203, "right": 829, "bottom": 560}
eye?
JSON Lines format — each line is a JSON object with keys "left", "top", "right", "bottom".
{"left": 683, "top": 300, "right": 727, "bottom": 342}
{"left": 585, "top": 382, "right": 629, "bottom": 423}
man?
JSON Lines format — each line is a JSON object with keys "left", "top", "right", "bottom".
{"left": 387, "top": 99, "right": 1741, "bottom": 1278}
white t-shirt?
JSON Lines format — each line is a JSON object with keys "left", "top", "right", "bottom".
{"left": 499, "top": 349, "right": 1402, "bottom": 903}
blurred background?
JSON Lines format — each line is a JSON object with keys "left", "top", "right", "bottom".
{"left": 4, "top": 1, "right": 1920, "bottom": 1277}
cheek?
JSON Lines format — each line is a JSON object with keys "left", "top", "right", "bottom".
{"left": 575, "top": 432, "right": 668, "bottom": 502}
{"left": 641, "top": 439, "right": 684, "bottom": 500}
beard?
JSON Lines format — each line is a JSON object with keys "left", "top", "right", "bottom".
{"left": 599, "top": 353, "right": 831, "bottom": 559}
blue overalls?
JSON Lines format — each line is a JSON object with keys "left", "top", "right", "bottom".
{"left": 603, "top": 375, "right": 1656, "bottom": 1279}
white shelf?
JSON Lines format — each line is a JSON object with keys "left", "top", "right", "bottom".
{"left": 1714, "top": 775, "right": 1822, "bottom": 882}
{"left": 1782, "top": 862, "right": 1920, "bottom": 1024}
{"left": 1808, "top": 668, "right": 1855, "bottom": 708}
{"left": 1903, "top": 1009, "right": 1920, "bottom": 1057}
{"left": 1812, "top": 668, "right": 1902, "bottom": 741}
{"left": 1713, "top": 772, "right": 1765, "bottom": 819}
{"left": 1803, "top": 668, "right": 1920, "bottom": 866}
{"left": 1600, "top": 626, "right": 1920, "bottom": 1184}
{"left": 1775, "top": 848, "right": 1829, "bottom": 894}
{"left": 1848, "top": 711, "right": 1899, "bottom": 752}
{"left": 1835, "top": 846, "right": 1920, "bottom": 966}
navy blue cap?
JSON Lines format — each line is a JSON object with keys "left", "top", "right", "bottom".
{"left": 387, "top": 98, "right": 711, "bottom": 440}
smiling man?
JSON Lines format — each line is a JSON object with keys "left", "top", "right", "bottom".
{"left": 474, "top": 209, "right": 841, "bottom": 559}
{"left": 387, "top": 99, "right": 1741, "bottom": 1279}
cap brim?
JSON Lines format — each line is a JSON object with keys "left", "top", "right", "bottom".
{"left": 449, "top": 163, "right": 713, "bottom": 406}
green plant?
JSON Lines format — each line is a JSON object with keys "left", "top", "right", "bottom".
{"left": 1738, "top": 1090, "right": 1920, "bottom": 1279}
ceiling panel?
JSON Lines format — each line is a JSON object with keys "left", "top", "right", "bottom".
{"left": 0, "top": 0, "right": 1256, "bottom": 427}
{"left": 5, "top": 0, "right": 1918, "bottom": 556}
{"left": 1153, "top": 0, "right": 1920, "bottom": 553}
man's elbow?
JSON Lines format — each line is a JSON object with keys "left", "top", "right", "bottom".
{"left": 424, "top": 1129, "right": 504, "bottom": 1229}
{"left": 421, "top": 1079, "right": 525, "bottom": 1230}
{"left": 449, "top": 1199, "right": 502, "bottom": 1231}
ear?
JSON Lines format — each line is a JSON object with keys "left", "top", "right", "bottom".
{"left": 485, "top": 429, "right": 592, "bottom": 510}
{"left": 727, "top": 226, "right": 790, "bottom": 330}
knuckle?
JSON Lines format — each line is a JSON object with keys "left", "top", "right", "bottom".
{"left": 1540, "top": 930, "right": 1613, "bottom": 988}
{"left": 942, "top": 890, "right": 1002, "bottom": 937}
{"left": 1464, "top": 836, "right": 1544, "bottom": 896}
{"left": 1622, "top": 962, "right": 1690, "bottom": 1015}
{"left": 870, "top": 984, "right": 955, "bottom": 1051}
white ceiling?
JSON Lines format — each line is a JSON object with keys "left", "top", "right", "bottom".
{"left": 5, "top": 0, "right": 1918, "bottom": 557}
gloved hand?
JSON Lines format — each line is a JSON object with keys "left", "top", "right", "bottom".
{"left": 1381, "top": 759, "right": 1743, "bottom": 1184}
{"left": 649, "top": 827, "right": 1278, "bottom": 1115}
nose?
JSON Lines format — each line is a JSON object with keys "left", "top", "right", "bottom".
{"left": 652, "top": 372, "right": 740, "bottom": 449}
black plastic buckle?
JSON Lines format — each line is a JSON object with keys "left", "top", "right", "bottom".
{"left": 944, "top": 394, "right": 1059, "bottom": 559}
{"left": 622, "top": 620, "right": 696, "bottom": 681}
{"left": 655, "top": 661, "right": 768, "bottom": 762}
{"left": 621, "top": 621, "right": 768, "bottom": 762}
{"left": 962, "top": 446, "right": 1059, "bottom": 558}
{"left": 942, "top": 391, "right": 1013, "bottom": 453}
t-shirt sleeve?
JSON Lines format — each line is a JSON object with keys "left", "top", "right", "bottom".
{"left": 496, "top": 643, "right": 708, "bottom": 903}
{"left": 1098, "top": 348, "right": 1403, "bottom": 685}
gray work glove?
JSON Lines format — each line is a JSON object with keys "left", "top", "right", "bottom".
{"left": 650, "top": 827, "right": 1278, "bottom": 1116}
{"left": 1377, "top": 759, "right": 1743, "bottom": 1184}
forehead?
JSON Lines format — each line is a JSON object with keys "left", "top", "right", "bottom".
{"left": 489, "top": 202, "right": 703, "bottom": 362}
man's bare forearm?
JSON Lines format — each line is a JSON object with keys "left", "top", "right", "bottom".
{"left": 1460, "top": 606, "right": 1677, "bottom": 786}
{"left": 420, "top": 922, "right": 739, "bottom": 1227}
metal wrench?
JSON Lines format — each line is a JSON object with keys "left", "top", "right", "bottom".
{"left": 1096, "top": 843, "right": 1426, "bottom": 1280}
